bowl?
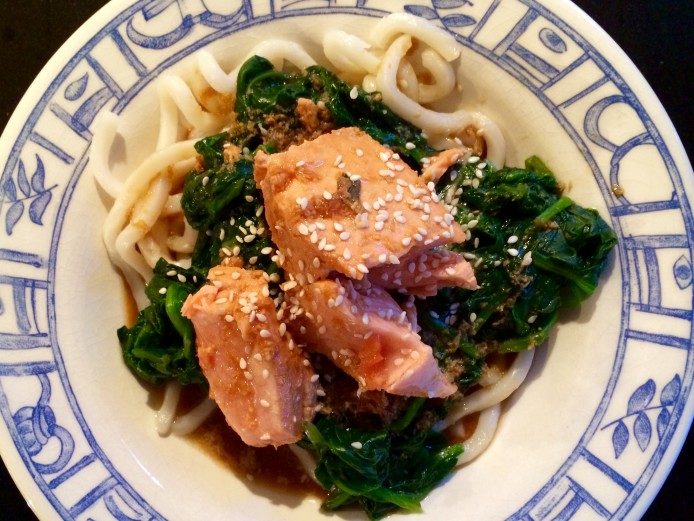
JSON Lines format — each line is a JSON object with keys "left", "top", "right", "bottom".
{"left": 0, "top": 1, "right": 692, "bottom": 520}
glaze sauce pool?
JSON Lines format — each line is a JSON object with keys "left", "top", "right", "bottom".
{"left": 190, "top": 408, "right": 324, "bottom": 497}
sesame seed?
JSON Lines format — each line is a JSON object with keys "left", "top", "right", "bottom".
{"left": 357, "top": 263, "right": 369, "bottom": 274}
{"left": 507, "top": 235, "right": 519, "bottom": 244}
{"left": 244, "top": 371, "right": 253, "bottom": 380}
{"left": 362, "top": 313, "right": 369, "bottom": 325}
{"left": 375, "top": 222, "right": 384, "bottom": 231}
{"left": 245, "top": 195, "right": 254, "bottom": 202}
{"left": 356, "top": 148, "right": 364, "bottom": 157}
{"left": 344, "top": 249, "right": 352, "bottom": 260}
{"left": 378, "top": 253, "right": 387, "bottom": 263}
{"left": 351, "top": 441, "right": 363, "bottom": 449}
{"left": 528, "top": 315, "right": 538, "bottom": 324}
{"left": 260, "top": 399, "right": 270, "bottom": 408}
{"left": 323, "top": 191, "right": 332, "bottom": 200}
{"left": 259, "top": 329, "right": 271, "bottom": 338}
{"left": 340, "top": 231, "right": 351, "bottom": 240}
{"left": 402, "top": 237, "right": 412, "bottom": 247}
{"left": 349, "top": 85, "right": 358, "bottom": 99}
{"left": 158, "top": 287, "right": 167, "bottom": 295}
{"left": 521, "top": 251, "right": 533, "bottom": 266}
{"left": 470, "top": 312, "right": 477, "bottom": 322}
{"left": 405, "top": 142, "right": 415, "bottom": 150}
{"left": 177, "top": 274, "right": 187, "bottom": 283}
{"left": 239, "top": 358, "right": 247, "bottom": 369}
{"left": 298, "top": 224, "right": 309, "bottom": 235}
{"left": 394, "top": 358, "right": 404, "bottom": 366}
{"left": 507, "top": 248, "right": 519, "bottom": 257}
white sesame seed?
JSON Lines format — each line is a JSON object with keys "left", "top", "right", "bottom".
{"left": 158, "top": 287, "right": 167, "bottom": 295}
{"left": 259, "top": 329, "right": 271, "bottom": 338}
{"left": 349, "top": 85, "right": 358, "bottom": 99}
{"left": 507, "top": 235, "right": 519, "bottom": 244}
{"left": 260, "top": 399, "right": 270, "bottom": 408}
{"left": 405, "top": 142, "right": 415, "bottom": 150}
{"left": 340, "top": 231, "right": 351, "bottom": 240}
{"left": 344, "top": 249, "right": 352, "bottom": 260}
{"left": 507, "top": 248, "right": 519, "bottom": 257}
{"left": 402, "top": 237, "right": 412, "bottom": 247}
{"left": 177, "top": 274, "right": 187, "bottom": 283}
{"left": 351, "top": 441, "right": 363, "bottom": 449}
{"left": 356, "top": 148, "right": 364, "bottom": 157}
{"left": 528, "top": 315, "right": 538, "bottom": 324}
{"left": 357, "top": 263, "right": 369, "bottom": 274}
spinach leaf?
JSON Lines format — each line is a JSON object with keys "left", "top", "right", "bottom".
{"left": 424, "top": 155, "right": 616, "bottom": 358}
{"left": 118, "top": 259, "right": 206, "bottom": 386}
{"left": 302, "top": 417, "right": 462, "bottom": 520}
{"left": 233, "top": 56, "right": 436, "bottom": 166}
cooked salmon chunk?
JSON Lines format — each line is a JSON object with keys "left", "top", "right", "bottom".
{"left": 254, "top": 127, "right": 465, "bottom": 284}
{"left": 369, "top": 249, "right": 478, "bottom": 297}
{"left": 181, "top": 266, "right": 318, "bottom": 447}
{"left": 288, "top": 278, "right": 457, "bottom": 398}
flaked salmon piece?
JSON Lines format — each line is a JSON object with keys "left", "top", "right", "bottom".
{"left": 296, "top": 98, "right": 321, "bottom": 132}
{"left": 421, "top": 147, "right": 470, "bottom": 183}
{"left": 181, "top": 266, "right": 318, "bottom": 447}
{"left": 254, "top": 127, "right": 465, "bottom": 285}
{"left": 288, "top": 278, "right": 457, "bottom": 398}
{"left": 369, "top": 249, "right": 478, "bottom": 297}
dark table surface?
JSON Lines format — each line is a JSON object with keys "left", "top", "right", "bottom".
{"left": 1, "top": 1, "right": 692, "bottom": 519}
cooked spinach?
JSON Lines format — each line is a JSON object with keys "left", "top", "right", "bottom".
{"left": 419, "top": 156, "right": 617, "bottom": 361}
{"left": 302, "top": 417, "right": 462, "bottom": 520}
{"left": 234, "top": 56, "right": 435, "bottom": 166}
{"left": 117, "top": 259, "right": 206, "bottom": 385}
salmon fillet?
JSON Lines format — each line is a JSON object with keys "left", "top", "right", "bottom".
{"left": 181, "top": 266, "right": 318, "bottom": 447}
{"left": 369, "top": 249, "right": 478, "bottom": 297}
{"left": 288, "top": 278, "right": 457, "bottom": 398}
{"left": 254, "top": 127, "right": 465, "bottom": 285}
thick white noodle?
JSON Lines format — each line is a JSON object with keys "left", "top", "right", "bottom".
{"left": 418, "top": 48, "right": 456, "bottom": 104}
{"left": 91, "top": 111, "right": 123, "bottom": 199}
{"left": 371, "top": 13, "right": 461, "bottom": 61}
{"left": 156, "top": 381, "right": 182, "bottom": 436}
{"left": 171, "top": 399, "right": 218, "bottom": 436}
{"left": 196, "top": 49, "right": 236, "bottom": 94}
{"left": 288, "top": 445, "right": 321, "bottom": 485}
{"left": 323, "top": 30, "right": 380, "bottom": 74}
{"left": 456, "top": 404, "right": 501, "bottom": 466}
{"left": 436, "top": 349, "right": 535, "bottom": 431}
{"left": 376, "top": 35, "right": 474, "bottom": 134}
{"left": 157, "top": 75, "right": 224, "bottom": 139}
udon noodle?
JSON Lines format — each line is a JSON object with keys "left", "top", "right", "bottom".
{"left": 92, "top": 13, "right": 529, "bottom": 473}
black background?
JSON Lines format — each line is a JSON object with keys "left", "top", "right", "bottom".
{"left": 0, "top": 1, "right": 692, "bottom": 519}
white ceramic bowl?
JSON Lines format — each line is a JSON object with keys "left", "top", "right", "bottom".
{"left": 0, "top": 1, "right": 692, "bottom": 520}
